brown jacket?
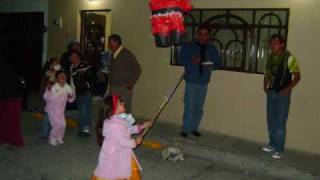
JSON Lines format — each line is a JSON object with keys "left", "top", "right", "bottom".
{"left": 109, "top": 48, "right": 141, "bottom": 87}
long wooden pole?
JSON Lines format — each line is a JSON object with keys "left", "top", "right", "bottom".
{"left": 141, "top": 73, "right": 185, "bottom": 137}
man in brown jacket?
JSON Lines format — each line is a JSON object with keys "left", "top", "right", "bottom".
{"left": 107, "top": 34, "right": 141, "bottom": 113}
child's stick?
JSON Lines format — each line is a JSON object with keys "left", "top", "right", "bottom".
{"left": 141, "top": 73, "right": 185, "bottom": 137}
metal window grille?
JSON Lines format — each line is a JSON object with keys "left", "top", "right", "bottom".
{"left": 170, "top": 8, "right": 289, "bottom": 74}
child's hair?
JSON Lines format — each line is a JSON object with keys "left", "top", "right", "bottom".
{"left": 49, "top": 57, "right": 59, "bottom": 64}
{"left": 44, "top": 57, "right": 59, "bottom": 71}
{"left": 103, "top": 95, "right": 123, "bottom": 119}
{"left": 55, "top": 70, "right": 66, "bottom": 79}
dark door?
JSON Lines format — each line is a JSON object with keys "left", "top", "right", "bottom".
{"left": 0, "top": 12, "right": 44, "bottom": 91}
{"left": 81, "top": 11, "right": 107, "bottom": 69}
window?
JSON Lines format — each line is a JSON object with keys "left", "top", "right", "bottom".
{"left": 171, "top": 8, "right": 290, "bottom": 74}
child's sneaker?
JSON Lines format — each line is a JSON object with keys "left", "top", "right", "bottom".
{"left": 78, "top": 129, "right": 90, "bottom": 137}
{"left": 49, "top": 138, "right": 58, "bottom": 146}
{"left": 271, "top": 152, "right": 282, "bottom": 159}
{"left": 262, "top": 146, "right": 274, "bottom": 152}
{"left": 57, "top": 139, "right": 64, "bottom": 144}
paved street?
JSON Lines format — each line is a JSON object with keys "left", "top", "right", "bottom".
{"left": 0, "top": 112, "right": 278, "bottom": 180}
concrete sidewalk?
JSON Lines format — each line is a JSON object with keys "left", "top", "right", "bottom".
{"left": 145, "top": 122, "right": 320, "bottom": 180}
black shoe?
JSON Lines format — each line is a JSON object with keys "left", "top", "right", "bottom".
{"left": 180, "top": 132, "right": 188, "bottom": 138}
{"left": 191, "top": 131, "right": 202, "bottom": 137}
{"left": 78, "top": 131, "right": 90, "bottom": 137}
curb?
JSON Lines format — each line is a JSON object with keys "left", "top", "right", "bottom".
{"left": 146, "top": 124, "right": 320, "bottom": 180}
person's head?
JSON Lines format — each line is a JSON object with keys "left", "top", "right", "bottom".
{"left": 48, "top": 58, "right": 60, "bottom": 71}
{"left": 104, "top": 95, "right": 126, "bottom": 119}
{"left": 108, "top": 34, "right": 122, "bottom": 52}
{"left": 269, "top": 34, "right": 286, "bottom": 54}
{"left": 70, "top": 50, "right": 81, "bottom": 65}
{"left": 55, "top": 70, "right": 67, "bottom": 86}
{"left": 68, "top": 41, "right": 81, "bottom": 52}
{"left": 196, "top": 26, "right": 210, "bottom": 44}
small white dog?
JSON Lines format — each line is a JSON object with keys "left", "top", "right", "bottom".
{"left": 161, "top": 146, "right": 184, "bottom": 161}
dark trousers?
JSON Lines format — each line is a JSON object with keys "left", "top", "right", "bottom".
{"left": 182, "top": 82, "right": 208, "bottom": 133}
{"left": 77, "top": 93, "right": 93, "bottom": 132}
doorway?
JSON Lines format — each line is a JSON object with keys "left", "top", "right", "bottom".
{"left": 80, "top": 10, "right": 111, "bottom": 69}
{"left": 0, "top": 12, "right": 44, "bottom": 90}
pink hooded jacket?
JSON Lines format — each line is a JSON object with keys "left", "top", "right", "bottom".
{"left": 43, "top": 82, "right": 75, "bottom": 115}
{"left": 93, "top": 115, "right": 142, "bottom": 179}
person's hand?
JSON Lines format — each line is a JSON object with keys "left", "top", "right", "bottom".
{"left": 68, "top": 93, "right": 74, "bottom": 99}
{"left": 279, "top": 88, "right": 290, "bottom": 96}
{"left": 141, "top": 121, "right": 152, "bottom": 129}
{"left": 192, "top": 56, "right": 201, "bottom": 64}
{"left": 135, "top": 135, "right": 143, "bottom": 145}
{"left": 263, "top": 86, "right": 269, "bottom": 94}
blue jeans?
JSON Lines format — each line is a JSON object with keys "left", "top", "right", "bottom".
{"left": 77, "top": 93, "right": 93, "bottom": 132}
{"left": 267, "top": 90, "right": 291, "bottom": 152}
{"left": 40, "top": 113, "right": 51, "bottom": 138}
{"left": 182, "top": 81, "right": 208, "bottom": 133}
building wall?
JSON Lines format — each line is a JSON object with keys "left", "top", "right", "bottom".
{"left": 0, "top": 0, "right": 49, "bottom": 64}
{"left": 48, "top": 0, "right": 320, "bottom": 154}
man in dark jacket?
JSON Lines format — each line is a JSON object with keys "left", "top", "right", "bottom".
{"left": 70, "top": 50, "right": 96, "bottom": 136}
{"left": 178, "top": 26, "right": 221, "bottom": 138}
{"left": 108, "top": 34, "right": 141, "bottom": 113}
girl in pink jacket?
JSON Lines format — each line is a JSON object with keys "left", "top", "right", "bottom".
{"left": 43, "top": 70, "right": 75, "bottom": 146}
{"left": 91, "top": 95, "right": 151, "bottom": 180}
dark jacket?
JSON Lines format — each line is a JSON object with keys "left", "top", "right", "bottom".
{"left": 70, "top": 61, "right": 96, "bottom": 96}
{"left": 60, "top": 51, "right": 72, "bottom": 72}
{"left": 109, "top": 48, "right": 141, "bottom": 87}
{"left": 267, "top": 51, "right": 293, "bottom": 92}
{"left": 178, "top": 41, "right": 221, "bottom": 84}
{"left": 0, "top": 56, "right": 23, "bottom": 101}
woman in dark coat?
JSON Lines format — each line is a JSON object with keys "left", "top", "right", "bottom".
{"left": 0, "top": 54, "right": 24, "bottom": 147}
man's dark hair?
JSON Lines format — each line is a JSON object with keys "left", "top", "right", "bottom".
{"left": 67, "top": 41, "right": 80, "bottom": 51}
{"left": 197, "top": 25, "right": 211, "bottom": 34}
{"left": 270, "top": 34, "right": 285, "bottom": 44}
{"left": 108, "top": 34, "right": 122, "bottom": 45}
{"left": 69, "top": 50, "right": 81, "bottom": 58}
